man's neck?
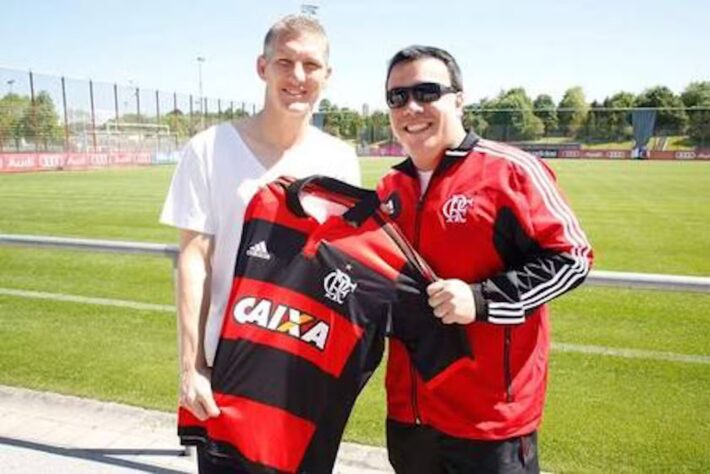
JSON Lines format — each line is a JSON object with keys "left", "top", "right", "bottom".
{"left": 235, "top": 108, "right": 313, "bottom": 169}
{"left": 412, "top": 128, "right": 468, "bottom": 171}
{"left": 254, "top": 107, "right": 311, "bottom": 150}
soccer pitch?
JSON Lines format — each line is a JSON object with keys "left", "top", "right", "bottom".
{"left": 0, "top": 159, "right": 709, "bottom": 472}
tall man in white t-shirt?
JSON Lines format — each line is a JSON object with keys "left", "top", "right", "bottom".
{"left": 160, "top": 15, "right": 360, "bottom": 471}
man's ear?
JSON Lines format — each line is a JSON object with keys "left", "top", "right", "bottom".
{"left": 321, "top": 66, "right": 332, "bottom": 90}
{"left": 455, "top": 91, "right": 465, "bottom": 118}
{"left": 455, "top": 91, "right": 465, "bottom": 109}
{"left": 256, "top": 55, "right": 267, "bottom": 81}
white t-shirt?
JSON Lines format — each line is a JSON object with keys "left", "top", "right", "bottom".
{"left": 418, "top": 169, "right": 433, "bottom": 198}
{"left": 160, "top": 122, "right": 361, "bottom": 365}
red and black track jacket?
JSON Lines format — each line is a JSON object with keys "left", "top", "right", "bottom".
{"left": 377, "top": 132, "right": 593, "bottom": 441}
{"left": 178, "top": 176, "right": 470, "bottom": 473}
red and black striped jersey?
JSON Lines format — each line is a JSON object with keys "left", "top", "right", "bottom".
{"left": 178, "top": 176, "right": 470, "bottom": 473}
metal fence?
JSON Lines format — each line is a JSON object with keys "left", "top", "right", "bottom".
{"left": 319, "top": 106, "right": 710, "bottom": 156}
{"left": 2, "top": 234, "right": 709, "bottom": 293}
{"left": 2, "top": 67, "right": 708, "bottom": 157}
{"left": 0, "top": 67, "right": 256, "bottom": 154}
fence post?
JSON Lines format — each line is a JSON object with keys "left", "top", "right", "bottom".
{"left": 113, "top": 84, "right": 120, "bottom": 152}
{"left": 61, "top": 77, "right": 70, "bottom": 152}
{"left": 135, "top": 87, "right": 141, "bottom": 123}
{"left": 29, "top": 70, "right": 38, "bottom": 151}
{"left": 173, "top": 92, "right": 179, "bottom": 149}
{"left": 203, "top": 98, "right": 208, "bottom": 128}
{"left": 189, "top": 94, "right": 194, "bottom": 133}
{"left": 156, "top": 90, "right": 161, "bottom": 153}
{"left": 89, "top": 80, "right": 97, "bottom": 152}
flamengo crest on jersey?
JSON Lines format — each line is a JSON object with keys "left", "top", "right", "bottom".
{"left": 442, "top": 194, "right": 474, "bottom": 223}
{"left": 233, "top": 296, "right": 330, "bottom": 351}
{"left": 323, "top": 268, "right": 357, "bottom": 304}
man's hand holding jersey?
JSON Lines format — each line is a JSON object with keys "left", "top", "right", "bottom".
{"left": 177, "top": 230, "right": 221, "bottom": 421}
{"left": 427, "top": 279, "right": 476, "bottom": 325}
{"left": 180, "top": 366, "right": 220, "bottom": 421}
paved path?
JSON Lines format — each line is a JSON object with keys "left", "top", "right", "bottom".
{"left": 0, "top": 385, "right": 392, "bottom": 473}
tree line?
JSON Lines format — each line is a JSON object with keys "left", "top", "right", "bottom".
{"left": 319, "top": 82, "right": 710, "bottom": 146}
{"left": 0, "top": 92, "right": 62, "bottom": 151}
{"left": 1, "top": 81, "right": 708, "bottom": 152}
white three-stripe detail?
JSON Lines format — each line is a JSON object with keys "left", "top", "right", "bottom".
{"left": 475, "top": 140, "right": 591, "bottom": 319}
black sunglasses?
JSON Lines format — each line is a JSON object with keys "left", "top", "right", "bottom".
{"left": 386, "top": 82, "right": 458, "bottom": 109}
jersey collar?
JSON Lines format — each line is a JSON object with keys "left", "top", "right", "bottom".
{"left": 392, "top": 130, "right": 480, "bottom": 178}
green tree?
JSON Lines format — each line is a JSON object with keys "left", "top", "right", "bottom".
{"left": 681, "top": 81, "right": 710, "bottom": 145}
{"left": 163, "top": 109, "right": 190, "bottom": 138}
{"left": 533, "top": 94, "right": 558, "bottom": 136}
{"left": 336, "top": 107, "right": 353, "bottom": 139}
{"left": 604, "top": 92, "right": 635, "bottom": 140}
{"left": 463, "top": 104, "right": 488, "bottom": 136}
{"left": 318, "top": 98, "right": 333, "bottom": 112}
{"left": 585, "top": 92, "right": 635, "bottom": 141}
{"left": 338, "top": 109, "right": 362, "bottom": 141}
{"left": 221, "top": 106, "right": 249, "bottom": 122}
{"left": 635, "top": 86, "right": 688, "bottom": 135}
{"left": 680, "top": 81, "right": 710, "bottom": 108}
{"left": 323, "top": 104, "right": 342, "bottom": 138}
{"left": 583, "top": 100, "right": 602, "bottom": 141}
{"left": 558, "top": 87, "right": 588, "bottom": 138}
{"left": 0, "top": 93, "right": 31, "bottom": 151}
{"left": 366, "top": 111, "right": 390, "bottom": 143}
{"left": 20, "top": 91, "right": 62, "bottom": 150}
{"left": 482, "top": 88, "right": 543, "bottom": 141}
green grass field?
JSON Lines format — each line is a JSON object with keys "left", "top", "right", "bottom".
{"left": 1, "top": 160, "right": 709, "bottom": 472}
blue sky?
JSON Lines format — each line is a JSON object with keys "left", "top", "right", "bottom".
{"left": 1, "top": 0, "right": 708, "bottom": 111}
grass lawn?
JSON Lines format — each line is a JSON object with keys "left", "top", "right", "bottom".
{"left": 1, "top": 159, "right": 709, "bottom": 472}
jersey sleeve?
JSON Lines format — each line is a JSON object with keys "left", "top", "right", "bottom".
{"left": 388, "top": 236, "right": 472, "bottom": 386}
{"left": 390, "top": 292, "right": 472, "bottom": 386}
{"left": 472, "top": 159, "right": 593, "bottom": 325}
{"left": 159, "top": 141, "right": 215, "bottom": 235}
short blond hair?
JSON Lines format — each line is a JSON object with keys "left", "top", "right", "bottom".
{"left": 263, "top": 15, "right": 329, "bottom": 62}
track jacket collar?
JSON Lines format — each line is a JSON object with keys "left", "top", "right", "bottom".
{"left": 392, "top": 131, "right": 480, "bottom": 178}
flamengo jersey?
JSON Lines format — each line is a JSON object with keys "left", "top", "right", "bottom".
{"left": 178, "top": 176, "right": 470, "bottom": 473}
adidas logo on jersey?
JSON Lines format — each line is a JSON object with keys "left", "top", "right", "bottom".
{"left": 233, "top": 297, "right": 330, "bottom": 351}
{"left": 380, "top": 192, "right": 401, "bottom": 219}
{"left": 246, "top": 241, "right": 271, "bottom": 260}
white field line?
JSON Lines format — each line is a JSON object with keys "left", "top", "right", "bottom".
{"left": 2, "top": 287, "right": 708, "bottom": 365}
{"left": 0, "top": 287, "right": 173, "bottom": 313}
{"left": 552, "top": 342, "right": 710, "bottom": 365}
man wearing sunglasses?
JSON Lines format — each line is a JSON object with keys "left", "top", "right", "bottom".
{"left": 377, "top": 46, "right": 593, "bottom": 473}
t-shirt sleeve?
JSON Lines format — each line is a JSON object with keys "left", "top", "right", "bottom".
{"left": 159, "top": 142, "right": 215, "bottom": 235}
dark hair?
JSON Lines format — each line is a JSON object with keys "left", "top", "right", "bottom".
{"left": 263, "top": 15, "right": 329, "bottom": 62}
{"left": 386, "top": 45, "right": 463, "bottom": 91}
